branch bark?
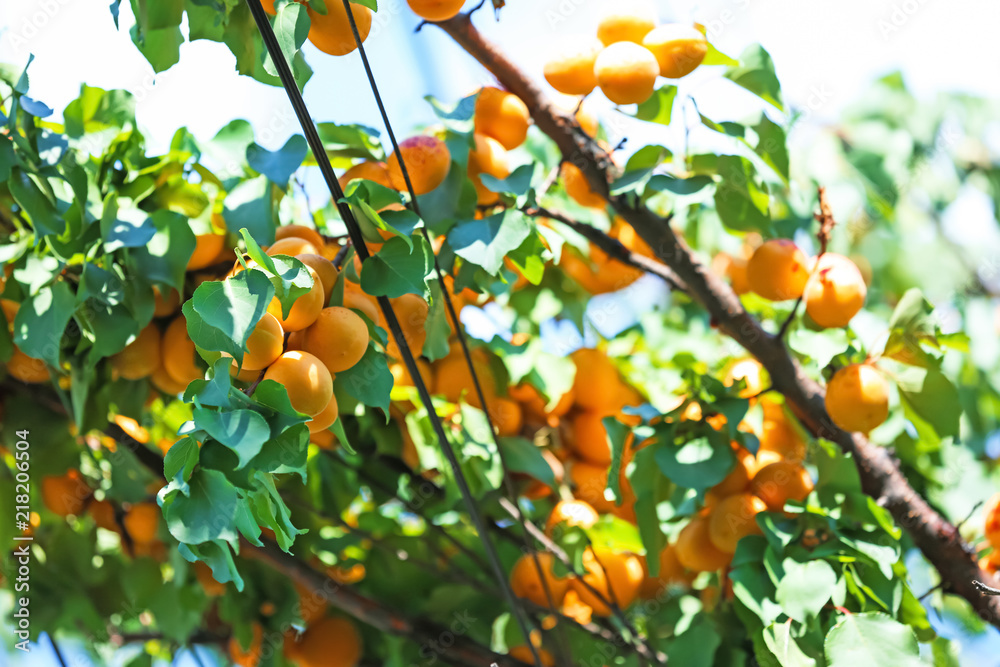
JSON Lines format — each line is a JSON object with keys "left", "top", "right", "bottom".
{"left": 433, "top": 11, "right": 1000, "bottom": 628}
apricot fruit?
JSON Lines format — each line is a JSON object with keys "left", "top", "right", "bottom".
{"left": 307, "top": 1, "right": 372, "bottom": 57}
{"left": 675, "top": 514, "right": 732, "bottom": 572}
{"left": 228, "top": 312, "right": 284, "bottom": 372}
{"left": 7, "top": 347, "right": 50, "bottom": 384}
{"left": 751, "top": 460, "right": 814, "bottom": 513}
{"left": 275, "top": 224, "right": 325, "bottom": 249}
{"left": 545, "top": 499, "right": 599, "bottom": 535}
{"left": 381, "top": 293, "right": 429, "bottom": 359}
{"left": 122, "top": 502, "right": 161, "bottom": 544}
{"left": 343, "top": 288, "right": 379, "bottom": 323}
{"left": 264, "top": 351, "right": 334, "bottom": 417}
{"left": 757, "top": 416, "right": 807, "bottom": 466}
{"left": 267, "top": 236, "right": 320, "bottom": 258}
{"left": 151, "top": 364, "right": 189, "bottom": 395}
{"left": 595, "top": 42, "right": 659, "bottom": 106}
{"left": 188, "top": 233, "right": 226, "bottom": 271}
{"left": 570, "top": 348, "right": 624, "bottom": 412}
{"left": 468, "top": 133, "right": 510, "bottom": 206}
{"left": 985, "top": 493, "right": 1000, "bottom": 549}
{"left": 711, "top": 443, "right": 756, "bottom": 497}
{"left": 747, "top": 239, "right": 809, "bottom": 301}
{"left": 510, "top": 552, "right": 570, "bottom": 607}
{"left": 386, "top": 135, "right": 451, "bottom": 195}
{"left": 152, "top": 286, "right": 181, "bottom": 317}
{"left": 474, "top": 87, "right": 530, "bottom": 150}
{"left": 432, "top": 354, "right": 495, "bottom": 408}
{"left": 724, "top": 358, "right": 765, "bottom": 399}
{"left": 161, "top": 316, "right": 203, "bottom": 385}
{"left": 339, "top": 161, "right": 394, "bottom": 193}
{"left": 568, "top": 411, "right": 613, "bottom": 465}
{"left": 568, "top": 460, "right": 616, "bottom": 514}
{"left": 487, "top": 397, "right": 523, "bottom": 436}
{"left": 308, "top": 392, "right": 340, "bottom": 434}
{"left": 804, "top": 253, "right": 867, "bottom": 328}
{"left": 41, "top": 470, "right": 90, "bottom": 517}
{"left": 642, "top": 24, "right": 708, "bottom": 78}
{"left": 406, "top": 0, "right": 465, "bottom": 21}
{"left": 303, "top": 306, "right": 369, "bottom": 373}
{"left": 597, "top": 5, "right": 657, "bottom": 45}
{"left": 296, "top": 253, "right": 338, "bottom": 303}
{"left": 824, "top": 363, "right": 890, "bottom": 433}
{"left": 707, "top": 492, "right": 767, "bottom": 553}
{"left": 229, "top": 622, "right": 263, "bottom": 667}
{"left": 544, "top": 39, "right": 602, "bottom": 95}
{"left": 510, "top": 646, "right": 555, "bottom": 666}
{"left": 572, "top": 548, "right": 644, "bottom": 616}
{"left": 267, "top": 268, "right": 325, "bottom": 331}
{"left": 640, "top": 544, "right": 694, "bottom": 598}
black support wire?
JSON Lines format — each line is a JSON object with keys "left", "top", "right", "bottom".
{"left": 241, "top": 0, "right": 540, "bottom": 661}
{"left": 336, "top": 4, "right": 570, "bottom": 665}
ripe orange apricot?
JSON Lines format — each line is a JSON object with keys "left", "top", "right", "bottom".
{"left": 474, "top": 87, "right": 530, "bottom": 150}
{"left": 338, "top": 160, "right": 394, "bottom": 191}
{"left": 188, "top": 233, "right": 226, "bottom": 271}
{"left": 162, "top": 316, "right": 203, "bottom": 386}
{"left": 308, "top": 392, "right": 340, "bottom": 434}
{"left": 509, "top": 646, "right": 555, "bottom": 667}
{"left": 267, "top": 269, "right": 325, "bottom": 332}
{"left": 88, "top": 498, "right": 118, "bottom": 532}
{"left": 151, "top": 364, "right": 189, "bottom": 395}
{"left": 386, "top": 135, "right": 451, "bottom": 195}
{"left": 229, "top": 622, "right": 263, "bottom": 667}
{"left": 487, "top": 397, "right": 523, "bottom": 436}
{"left": 825, "top": 363, "right": 889, "bottom": 433}
{"left": 725, "top": 358, "right": 765, "bottom": 399}
{"left": 561, "top": 161, "right": 605, "bottom": 208}
{"left": 124, "top": 502, "right": 160, "bottom": 544}
{"left": 544, "top": 39, "right": 602, "bottom": 95}
{"left": 510, "top": 552, "right": 571, "bottom": 607}
{"left": 568, "top": 460, "right": 617, "bottom": 514}
{"left": 267, "top": 236, "right": 320, "bottom": 257}
{"left": 747, "top": 239, "right": 810, "bottom": 301}
{"left": 707, "top": 493, "right": 767, "bottom": 553}
{"left": 290, "top": 616, "right": 362, "bottom": 667}
{"left": 675, "top": 515, "right": 733, "bottom": 572}
{"left": 275, "top": 224, "right": 325, "bottom": 249}
{"left": 406, "top": 0, "right": 465, "bottom": 21}
{"left": 41, "top": 471, "right": 90, "bottom": 517}
{"left": 303, "top": 306, "right": 369, "bottom": 374}
{"left": 568, "top": 411, "right": 613, "bottom": 465}
{"left": 640, "top": 544, "right": 694, "bottom": 598}
{"left": 572, "top": 548, "right": 644, "bottom": 616}
{"left": 570, "top": 348, "right": 624, "bottom": 412}
{"left": 468, "top": 133, "right": 510, "bottom": 206}
{"left": 307, "top": 1, "right": 372, "bottom": 57}
{"left": 751, "top": 461, "right": 814, "bottom": 513}
{"left": 264, "top": 351, "right": 335, "bottom": 417}
{"left": 984, "top": 493, "right": 1000, "bottom": 548}
{"left": 642, "top": 24, "right": 708, "bottom": 78}
{"left": 804, "top": 253, "right": 867, "bottom": 328}
{"left": 546, "top": 499, "right": 599, "bottom": 535}
{"left": 757, "top": 416, "right": 807, "bottom": 467}
{"left": 509, "top": 383, "right": 575, "bottom": 425}
{"left": 227, "top": 312, "right": 284, "bottom": 372}
{"left": 152, "top": 286, "right": 181, "bottom": 317}
{"left": 595, "top": 42, "right": 659, "bottom": 106}
{"left": 432, "top": 354, "right": 495, "bottom": 408}
{"left": 296, "top": 254, "right": 338, "bottom": 303}
{"left": 112, "top": 324, "right": 162, "bottom": 380}
{"left": 597, "top": 5, "right": 656, "bottom": 45}
{"left": 343, "top": 288, "right": 379, "bottom": 323}
{"left": 381, "top": 293, "right": 429, "bottom": 359}
{"left": 711, "top": 444, "right": 756, "bottom": 497}
{"left": 7, "top": 347, "right": 50, "bottom": 384}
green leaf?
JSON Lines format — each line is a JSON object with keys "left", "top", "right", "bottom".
{"left": 775, "top": 559, "right": 838, "bottom": 622}
{"left": 714, "top": 155, "right": 771, "bottom": 233}
{"left": 224, "top": 176, "right": 276, "bottom": 246}
{"left": 129, "top": 210, "right": 197, "bottom": 292}
{"left": 663, "top": 615, "right": 721, "bottom": 667}
{"left": 336, "top": 346, "right": 393, "bottom": 417}
{"left": 895, "top": 366, "right": 961, "bottom": 440}
{"left": 188, "top": 269, "right": 275, "bottom": 363}
{"left": 448, "top": 211, "right": 531, "bottom": 276}
{"left": 646, "top": 174, "right": 714, "bottom": 195}
{"left": 12, "top": 281, "right": 75, "bottom": 368}
{"left": 163, "top": 469, "right": 239, "bottom": 545}
{"left": 653, "top": 424, "right": 734, "bottom": 490}
{"left": 247, "top": 135, "right": 308, "bottom": 189}
{"left": 480, "top": 163, "right": 536, "bottom": 197}
{"left": 193, "top": 407, "right": 271, "bottom": 469}
{"left": 702, "top": 41, "right": 739, "bottom": 67}
{"left": 754, "top": 114, "right": 789, "bottom": 180}
{"left": 824, "top": 613, "right": 921, "bottom": 667}
{"left": 633, "top": 85, "right": 678, "bottom": 125}
{"left": 239, "top": 230, "right": 313, "bottom": 316}
{"left": 313, "top": 122, "right": 384, "bottom": 166}
{"left": 129, "top": 24, "right": 183, "bottom": 74}
{"left": 725, "top": 45, "right": 784, "bottom": 111}
{"left": 164, "top": 436, "right": 200, "bottom": 482}
{"left": 101, "top": 197, "right": 156, "bottom": 252}
{"left": 262, "top": 3, "right": 310, "bottom": 84}
{"left": 8, "top": 168, "right": 64, "bottom": 236}
{"left": 359, "top": 235, "right": 432, "bottom": 298}
{"left": 762, "top": 622, "right": 816, "bottom": 667}
{"left": 498, "top": 436, "right": 554, "bottom": 487}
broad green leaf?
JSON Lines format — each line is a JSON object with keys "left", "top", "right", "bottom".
{"left": 725, "top": 44, "right": 784, "bottom": 111}
{"left": 262, "top": 2, "right": 310, "bottom": 83}
{"left": 448, "top": 211, "right": 531, "bottom": 276}
{"left": 824, "top": 613, "right": 921, "bottom": 667}
{"left": 360, "top": 235, "right": 433, "bottom": 298}
{"left": 714, "top": 155, "right": 771, "bottom": 232}
{"left": 12, "top": 281, "right": 75, "bottom": 367}
{"left": 129, "top": 210, "right": 197, "bottom": 291}
{"left": 188, "top": 269, "right": 275, "bottom": 362}
{"left": 775, "top": 559, "right": 838, "bottom": 622}
{"left": 163, "top": 469, "right": 239, "bottom": 545}
{"left": 763, "top": 622, "right": 816, "bottom": 667}
{"left": 653, "top": 425, "right": 734, "bottom": 490}
{"left": 633, "top": 85, "right": 678, "bottom": 125}
{"left": 164, "top": 436, "right": 200, "bottom": 482}
{"left": 193, "top": 407, "right": 270, "bottom": 469}
{"left": 335, "top": 346, "right": 393, "bottom": 417}
{"left": 895, "top": 366, "right": 960, "bottom": 440}
{"left": 246, "top": 134, "right": 308, "bottom": 189}
{"left": 224, "top": 176, "right": 276, "bottom": 246}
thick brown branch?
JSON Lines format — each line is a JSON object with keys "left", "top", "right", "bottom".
{"left": 434, "top": 12, "right": 1000, "bottom": 628}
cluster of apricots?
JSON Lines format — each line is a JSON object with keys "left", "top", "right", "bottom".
{"left": 229, "top": 615, "right": 363, "bottom": 667}
{"left": 716, "top": 238, "right": 892, "bottom": 434}
{"left": 558, "top": 217, "right": 657, "bottom": 294}
{"left": 543, "top": 4, "right": 708, "bottom": 106}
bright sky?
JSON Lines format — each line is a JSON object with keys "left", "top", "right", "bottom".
{"left": 3, "top": 0, "right": 1000, "bottom": 664}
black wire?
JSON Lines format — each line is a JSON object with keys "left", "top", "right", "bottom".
{"left": 242, "top": 0, "right": 538, "bottom": 658}
{"left": 49, "top": 636, "right": 68, "bottom": 667}
{"left": 336, "top": 4, "right": 563, "bottom": 666}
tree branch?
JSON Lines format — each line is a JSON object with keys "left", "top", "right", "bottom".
{"left": 433, "top": 11, "right": 1000, "bottom": 628}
